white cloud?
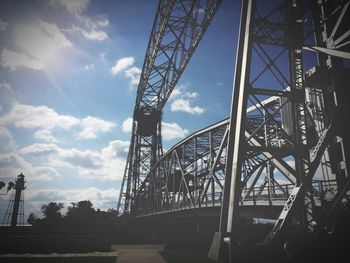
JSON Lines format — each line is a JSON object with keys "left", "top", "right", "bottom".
{"left": 0, "top": 153, "right": 58, "bottom": 182}
{"left": 0, "top": 103, "right": 116, "bottom": 142}
{"left": 0, "top": 154, "right": 30, "bottom": 179}
{"left": 49, "top": 0, "right": 90, "bottom": 16}
{"left": 81, "top": 143, "right": 128, "bottom": 180}
{"left": 31, "top": 166, "right": 60, "bottom": 181}
{"left": 20, "top": 143, "right": 59, "bottom": 157}
{"left": 20, "top": 140, "right": 129, "bottom": 181}
{"left": 59, "top": 148, "right": 102, "bottom": 169}
{"left": 0, "top": 103, "right": 80, "bottom": 131}
{"left": 124, "top": 66, "right": 141, "bottom": 86}
{"left": 0, "top": 48, "right": 44, "bottom": 70}
{"left": 122, "top": 117, "right": 133, "bottom": 133}
{"left": 0, "top": 127, "right": 15, "bottom": 154}
{"left": 111, "top": 57, "right": 135, "bottom": 75}
{"left": 38, "top": 21, "right": 72, "bottom": 48}
{"left": 72, "top": 140, "right": 129, "bottom": 180}
{"left": 57, "top": 0, "right": 109, "bottom": 42}
{"left": 1, "top": 21, "right": 71, "bottom": 71}
{"left": 0, "top": 18, "right": 9, "bottom": 31}
{"left": 76, "top": 116, "right": 116, "bottom": 140}
{"left": 111, "top": 57, "right": 141, "bottom": 88}
{"left": 97, "top": 18, "right": 109, "bottom": 27}
{"left": 162, "top": 122, "right": 189, "bottom": 141}
{"left": 82, "top": 29, "right": 108, "bottom": 41}
{"left": 169, "top": 85, "right": 205, "bottom": 115}
{"left": 171, "top": 98, "right": 205, "bottom": 115}
{"left": 15, "top": 21, "right": 71, "bottom": 58}
{"left": 0, "top": 127, "right": 12, "bottom": 140}
{"left": 20, "top": 143, "right": 101, "bottom": 171}
{"left": 101, "top": 140, "right": 129, "bottom": 160}
{"left": 170, "top": 85, "right": 199, "bottom": 100}
{"left": 34, "top": 129, "right": 59, "bottom": 143}
{"left": 171, "top": 88, "right": 182, "bottom": 98}
{"left": 65, "top": 25, "right": 108, "bottom": 41}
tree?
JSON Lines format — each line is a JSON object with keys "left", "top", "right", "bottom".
{"left": 76, "top": 200, "right": 94, "bottom": 210}
{"left": 27, "top": 212, "right": 38, "bottom": 225}
{"left": 27, "top": 200, "right": 121, "bottom": 231}
{"left": 106, "top": 208, "right": 118, "bottom": 217}
{"left": 65, "top": 200, "right": 96, "bottom": 228}
{"left": 41, "top": 202, "right": 64, "bottom": 219}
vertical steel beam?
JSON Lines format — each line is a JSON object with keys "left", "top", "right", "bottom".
{"left": 285, "top": 0, "right": 312, "bottom": 232}
{"left": 225, "top": 0, "right": 255, "bottom": 234}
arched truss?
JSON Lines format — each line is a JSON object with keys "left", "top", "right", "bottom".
{"left": 130, "top": 93, "right": 335, "bottom": 216}
{"left": 134, "top": 118, "right": 229, "bottom": 215}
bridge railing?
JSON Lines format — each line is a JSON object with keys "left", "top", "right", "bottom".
{"left": 241, "top": 180, "right": 338, "bottom": 206}
{"left": 241, "top": 184, "right": 293, "bottom": 205}
{"left": 134, "top": 179, "right": 338, "bottom": 217}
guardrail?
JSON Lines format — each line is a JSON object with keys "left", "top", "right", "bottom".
{"left": 135, "top": 180, "right": 338, "bottom": 217}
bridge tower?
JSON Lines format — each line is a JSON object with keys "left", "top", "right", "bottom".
{"left": 117, "top": 0, "right": 222, "bottom": 216}
{"left": 211, "top": 0, "right": 350, "bottom": 259}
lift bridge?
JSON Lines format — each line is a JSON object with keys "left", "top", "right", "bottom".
{"left": 117, "top": 0, "right": 350, "bottom": 255}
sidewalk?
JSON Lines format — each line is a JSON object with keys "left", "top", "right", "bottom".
{"left": 111, "top": 244, "right": 167, "bottom": 263}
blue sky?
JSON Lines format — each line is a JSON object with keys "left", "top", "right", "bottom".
{"left": 0, "top": 0, "right": 240, "bottom": 220}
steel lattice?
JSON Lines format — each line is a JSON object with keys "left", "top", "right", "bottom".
{"left": 117, "top": 0, "right": 350, "bottom": 251}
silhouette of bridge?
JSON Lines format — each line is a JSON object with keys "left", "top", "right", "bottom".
{"left": 117, "top": 0, "right": 350, "bottom": 259}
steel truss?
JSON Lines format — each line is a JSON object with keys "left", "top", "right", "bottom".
{"left": 219, "top": 0, "right": 350, "bottom": 250}
{"left": 117, "top": 0, "right": 222, "bottom": 215}
{"left": 132, "top": 96, "right": 312, "bottom": 216}
{"left": 117, "top": 0, "right": 350, "bottom": 252}
{"left": 135, "top": 119, "right": 228, "bottom": 215}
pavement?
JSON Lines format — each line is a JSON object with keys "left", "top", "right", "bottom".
{"left": 0, "top": 251, "right": 119, "bottom": 263}
{"left": 111, "top": 244, "right": 167, "bottom": 263}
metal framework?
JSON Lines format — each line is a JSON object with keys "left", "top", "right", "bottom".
{"left": 134, "top": 119, "right": 228, "bottom": 215}
{"left": 220, "top": 0, "right": 350, "bottom": 248}
{"left": 131, "top": 97, "right": 314, "bottom": 216}
{"left": 117, "top": 0, "right": 222, "bottom": 215}
{"left": 117, "top": 0, "right": 350, "bottom": 252}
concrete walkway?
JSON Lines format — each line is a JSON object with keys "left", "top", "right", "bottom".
{"left": 111, "top": 244, "right": 167, "bottom": 263}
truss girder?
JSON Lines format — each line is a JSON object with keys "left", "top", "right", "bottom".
{"left": 129, "top": 96, "right": 307, "bottom": 216}
{"left": 134, "top": 119, "right": 228, "bottom": 215}
{"left": 117, "top": 0, "right": 222, "bottom": 215}
{"left": 136, "top": 0, "right": 223, "bottom": 112}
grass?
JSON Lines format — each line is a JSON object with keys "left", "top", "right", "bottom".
{"left": 159, "top": 250, "right": 223, "bottom": 263}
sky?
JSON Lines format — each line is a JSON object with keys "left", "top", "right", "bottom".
{"left": 0, "top": 0, "right": 240, "bottom": 221}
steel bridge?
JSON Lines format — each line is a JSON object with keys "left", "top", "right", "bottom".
{"left": 117, "top": 0, "right": 350, "bottom": 258}
{"left": 129, "top": 100, "right": 340, "bottom": 217}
